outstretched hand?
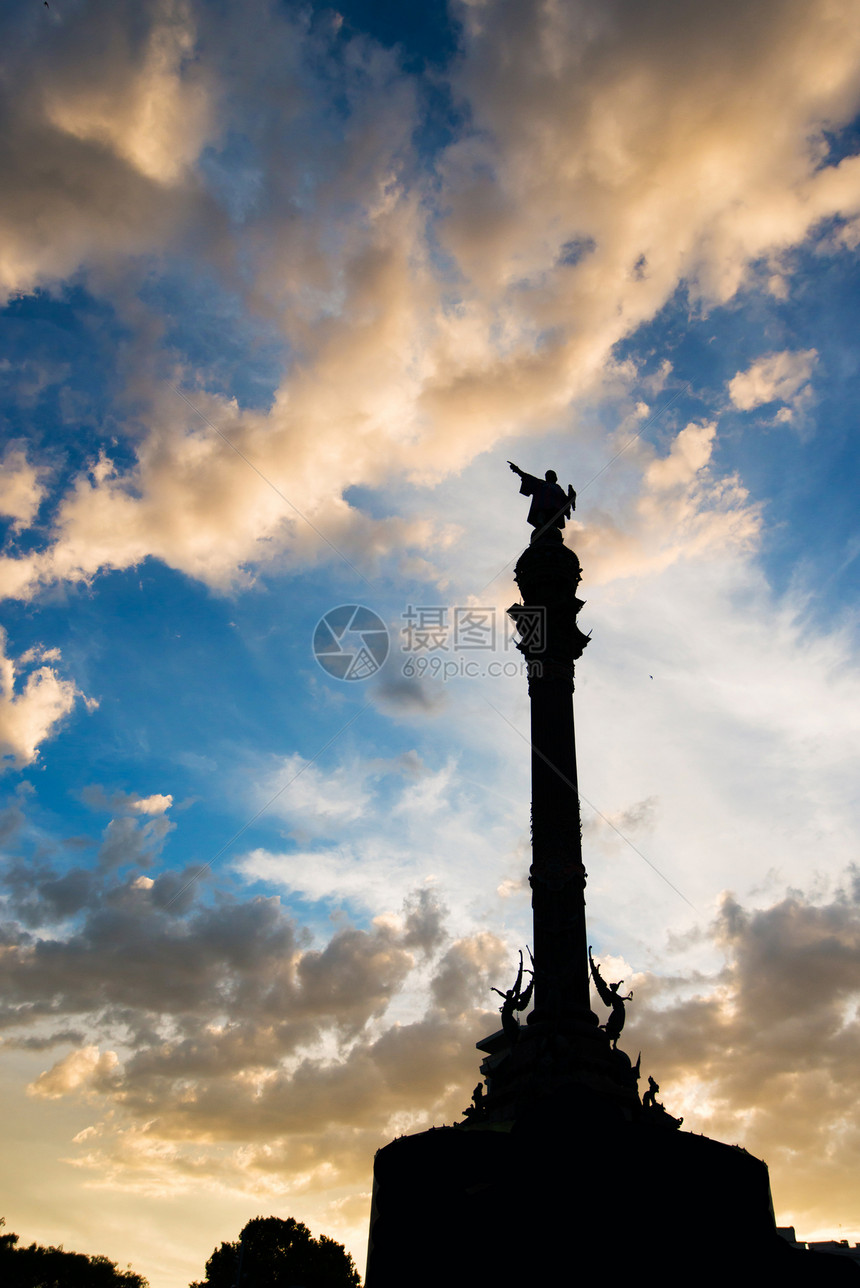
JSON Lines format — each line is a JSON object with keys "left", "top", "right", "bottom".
{"left": 508, "top": 460, "right": 522, "bottom": 475}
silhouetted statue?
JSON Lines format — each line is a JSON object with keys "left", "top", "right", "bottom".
{"left": 492, "top": 950, "right": 535, "bottom": 1044}
{"left": 460, "top": 1081, "right": 486, "bottom": 1123}
{"left": 643, "top": 1075, "right": 659, "bottom": 1110}
{"left": 641, "top": 1074, "right": 684, "bottom": 1128}
{"left": 509, "top": 462, "right": 576, "bottom": 537}
{"left": 589, "top": 946, "right": 632, "bottom": 1048}
{"left": 462, "top": 1081, "right": 488, "bottom": 1122}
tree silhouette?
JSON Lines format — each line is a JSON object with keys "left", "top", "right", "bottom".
{"left": 191, "top": 1216, "right": 361, "bottom": 1288}
{"left": 0, "top": 1219, "right": 148, "bottom": 1288}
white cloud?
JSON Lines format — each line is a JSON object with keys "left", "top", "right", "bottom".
{"left": 0, "top": 630, "right": 92, "bottom": 769}
{"left": 256, "top": 755, "right": 373, "bottom": 835}
{"left": 237, "top": 742, "right": 528, "bottom": 928}
{"left": 131, "top": 794, "right": 174, "bottom": 816}
{"left": 81, "top": 785, "right": 174, "bottom": 816}
{"left": 728, "top": 348, "right": 818, "bottom": 413}
{"left": 0, "top": 447, "right": 46, "bottom": 531}
{"left": 43, "top": 4, "right": 212, "bottom": 186}
{"left": 0, "top": 2, "right": 857, "bottom": 602}
{"left": 28, "top": 1046, "right": 119, "bottom": 1100}
{"left": 572, "top": 419, "right": 760, "bottom": 586}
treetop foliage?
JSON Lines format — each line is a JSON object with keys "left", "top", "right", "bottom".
{"left": 190, "top": 1216, "right": 361, "bottom": 1288}
{"left": 0, "top": 1219, "right": 148, "bottom": 1288}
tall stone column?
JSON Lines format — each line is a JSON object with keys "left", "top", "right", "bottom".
{"left": 510, "top": 535, "right": 593, "bottom": 1026}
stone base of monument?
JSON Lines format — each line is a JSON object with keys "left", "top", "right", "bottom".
{"left": 366, "top": 1102, "right": 856, "bottom": 1285}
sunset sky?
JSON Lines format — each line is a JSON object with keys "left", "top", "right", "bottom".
{"left": 2, "top": 1, "right": 860, "bottom": 1282}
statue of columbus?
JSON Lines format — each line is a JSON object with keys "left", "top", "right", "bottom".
{"left": 508, "top": 461, "right": 576, "bottom": 536}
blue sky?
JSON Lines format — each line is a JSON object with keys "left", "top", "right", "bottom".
{"left": 2, "top": 1, "right": 860, "bottom": 1283}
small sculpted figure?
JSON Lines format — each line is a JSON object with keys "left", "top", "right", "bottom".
{"left": 463, "top": 1081, "right": 487, "bottom": 1121}
{"left": 641, "top": 1073, "right": 683, "bottom": 1128}
{"left": 509, "top": 461, "right": 576, "bottom": 537}
{"left": 491, "top": 949, "right": 535, "bottom": 1045}
{"left": 589, "top": 945, "right": 632, "bottom": 1049}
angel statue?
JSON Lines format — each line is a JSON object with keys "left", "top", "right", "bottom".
{"left": 588, "top": 945, "right": 632, "bottom": 1049}
{"left": 491, "top": 949, "right": 535, "bottom": 1045}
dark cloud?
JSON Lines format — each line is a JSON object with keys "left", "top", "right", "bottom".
{"left": 2, "top": 836, "right": 504, "bottom": 1190}
{"left": 0, "top": 800, "right": 24, "bottom": 844}
{"left": 295, "top": 926, "right": 414, "bottom": 1033}
{"left": 0, "top": 891, "right": 296, "bottom": 1024}
{"left": 37, "top": 867, "right": 94, "bottom": 918}
{"left": 97, "top": 815, "right": 160, "bottom": 868}
{"left": 371, "top": 674, "right": 448, "bottom": 716}
{"left": 93, "top": 799, "right": 175, "bottom": 870}
{"left": 7, "top": 814, "right": 856, "bottom": 1232}
{"left": 109, "top": 1005, "right": 500, "bottom": 1149}
{"left": 149, "top": 866, "right": 209, "bottom": 915}
{"left": 0, "top": 858, "right": 479, "bottom": 1076}
{"left": 400, "top": 887, "right": 448, "bottom": 954}
{"left": 5, "top": 1028, "right": 86, "bottom": 1051}
{"left": 0, "top": 0, "right": 217, "bottom": 302}
{"left": 624, "top": 875, "right": 860, "bottom": 1232}
{"left": 430, "top": 932, "right": 509, "bottom": 1017}
{"left": 1, "top": 857, "right": 95, "bottom": 927}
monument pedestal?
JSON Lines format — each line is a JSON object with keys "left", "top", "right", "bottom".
{"left": 367, "top": 1112, "right": 855, "bottom": 1284}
